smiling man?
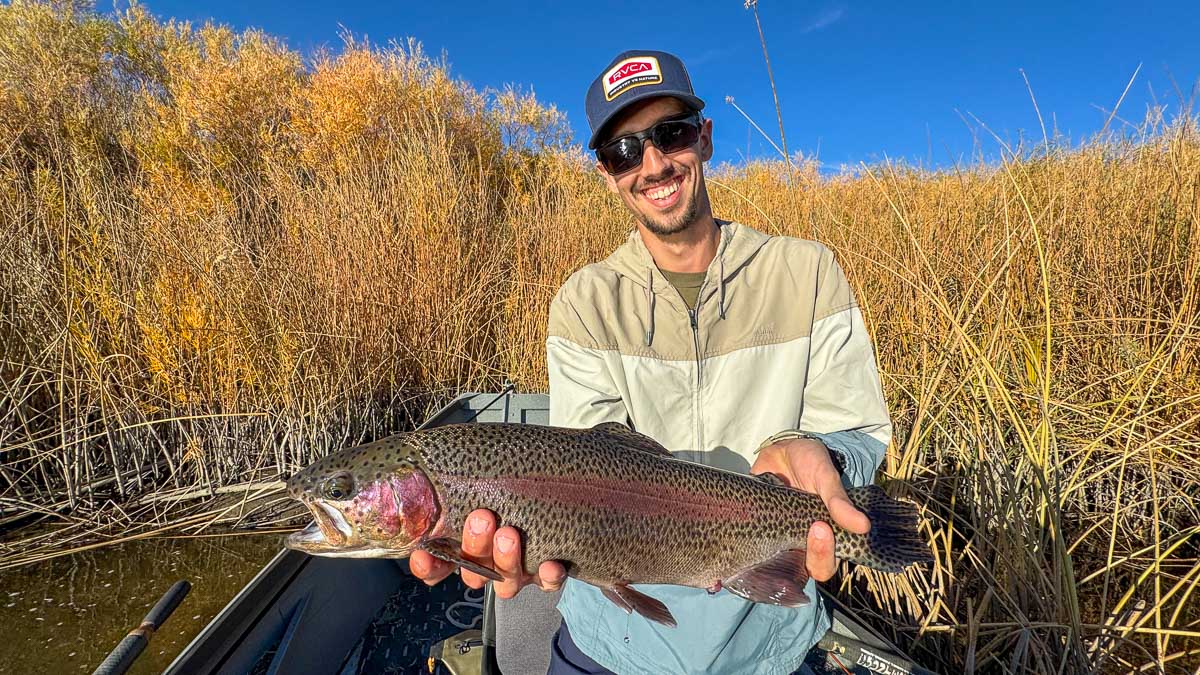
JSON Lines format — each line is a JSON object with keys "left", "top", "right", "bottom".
{"left": 411, "top": 50, "right": 893, "bottom": 674}
{"left": 541, "top": 49, "right": 893, "bottom": 674}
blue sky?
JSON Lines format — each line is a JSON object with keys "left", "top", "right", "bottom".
{"left": 135, "top": 1, "right": 1199, "bottom": 171}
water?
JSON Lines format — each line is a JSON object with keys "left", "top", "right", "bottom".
{"left": 0, "top": 533, "right": 280, "bottom": 674}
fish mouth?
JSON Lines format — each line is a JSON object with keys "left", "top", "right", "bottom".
{"left": 286, "top": 519, "right": 327, "bottom": 549}
{"left": 284, "top": 502, "right": 418, "bottom": 559}
{"left": 286, "top": 500, "right": 353, "bottom": 552}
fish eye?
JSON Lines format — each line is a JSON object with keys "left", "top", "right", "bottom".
{"left": 322, "top": 473, "right": 355, "bottom": 501}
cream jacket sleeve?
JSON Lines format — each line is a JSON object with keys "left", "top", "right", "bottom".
{"left": 546, "top": 291, "right": 629, "bottom": 429}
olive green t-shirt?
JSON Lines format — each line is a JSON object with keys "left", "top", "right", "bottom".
{"left": 659, "top": 269, "right": 706, "bottom": 309}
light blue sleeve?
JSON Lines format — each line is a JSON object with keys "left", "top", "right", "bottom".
{"left": 805, "top": 429, "right": 886, "bottom": 489}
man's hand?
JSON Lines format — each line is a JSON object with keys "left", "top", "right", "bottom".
{"left": 751, "top": 438, "right": 870, "bottom": 582}
{"left": 408, "top": 509, "right": 567, "bottom": 599}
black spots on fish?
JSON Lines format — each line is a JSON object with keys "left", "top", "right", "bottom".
{"left": 422, "top": 422, "right": 781, "bottom": 581}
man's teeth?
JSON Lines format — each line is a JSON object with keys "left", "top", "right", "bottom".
{"left": 645, "top": 182, "right": 679, "bottom": 200}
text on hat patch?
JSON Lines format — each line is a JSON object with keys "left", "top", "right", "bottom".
{"left": 604, "top": 57, "right": 662, "bottom": 101}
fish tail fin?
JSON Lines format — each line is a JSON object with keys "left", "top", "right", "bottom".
{"left": 844, "top": 485, "right": 933, "bottom": 572}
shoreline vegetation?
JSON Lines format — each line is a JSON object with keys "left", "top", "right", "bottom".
{"left": 1, "top": 2, "right": 1197, "bottom": 672}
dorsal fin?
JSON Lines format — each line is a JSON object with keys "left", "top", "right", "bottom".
{"left": 590, "top": 422, "right": 672, "bottom": 457}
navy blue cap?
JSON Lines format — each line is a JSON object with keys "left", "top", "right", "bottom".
{"left": 585, "top": 50, "right": 706, "bottom": 149}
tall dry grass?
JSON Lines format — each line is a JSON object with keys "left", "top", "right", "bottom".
{"left": 0, "top": 2, "right": 1197, "bottom": 672}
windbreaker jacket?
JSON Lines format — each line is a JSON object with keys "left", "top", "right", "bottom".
{"left": 546, "top": 220, "right": 891, "bottom": 675}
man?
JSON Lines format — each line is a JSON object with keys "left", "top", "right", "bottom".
{"left": 411, "top": 50, "right": 892, "bottom": 674}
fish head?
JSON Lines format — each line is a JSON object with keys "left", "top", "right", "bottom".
{"left": 284, "top": 440, "right": 439, "bottom": 557}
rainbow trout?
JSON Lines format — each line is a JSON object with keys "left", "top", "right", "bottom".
{"left": 284, "top": 422, "right": 931, "bottom": 626}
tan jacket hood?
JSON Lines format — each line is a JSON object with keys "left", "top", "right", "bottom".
{"left": 597, "top": 220, "right": 771, "bottom": 345}
{"left": 602, "top": 220, "right": 771, "bottom": 284}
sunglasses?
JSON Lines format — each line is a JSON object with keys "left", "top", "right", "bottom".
{"left": 596, "top": 113, "right": 703, "bottom": 175}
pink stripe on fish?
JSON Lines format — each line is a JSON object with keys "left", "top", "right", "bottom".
{"left": 446, "top": 475, "right": 756, "bottom": 522}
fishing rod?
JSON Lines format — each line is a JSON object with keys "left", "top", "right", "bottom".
{"left": 93, "top": 579, "right": 192, "bottom": 675}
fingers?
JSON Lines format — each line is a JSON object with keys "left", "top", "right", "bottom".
{"left": 492, "top": 526, "right": 528, "bottom": 599}
{"left": 410, "top": 508, "right": 562, "bottom": 597}
{"left": 492, "top": 529, "right": 567, "bottom": 597}
{"left": 536, "top": 560, "right": 567, "bottom": 592}
{"left": 805, "top": 520, "right": 837, "bottom": 582}
{"left": 409, "top": 549, "right": 455, "bottom": 585}
{"left": 460, "top": 509, "right": 497, "bottom": 589}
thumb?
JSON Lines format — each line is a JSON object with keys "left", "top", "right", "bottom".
{"left": 826, "top": 493, "right": 870, "bottom": 535}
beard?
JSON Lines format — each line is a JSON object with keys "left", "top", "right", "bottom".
{"left": 633, "top": 171, "right": 701, "bottom": 236}
{"left": 638, "top": 196, "right": 700, "bottom": 236}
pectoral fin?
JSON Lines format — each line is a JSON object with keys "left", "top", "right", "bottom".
{"left": 722, "top": 549, "right": 811, "bottom": 606}
{"left": 599, "top": 582, "right": 677, "bottom": 627}
{"left": 419, "top": 537, "right": 502, "bottom": 581}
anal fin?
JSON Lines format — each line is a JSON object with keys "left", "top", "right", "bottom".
{"left": 419, "top": 537, "right": 502, "bottom": 581}
{"left": 599, "top": 582, "right": 677, "bottom": 627}
{"left": 722, "top": 549, "right": 811, "bottom": 607}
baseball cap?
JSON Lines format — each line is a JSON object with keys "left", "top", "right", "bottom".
{"left": 585, "top": 50, "right": 706, "bottom": 149}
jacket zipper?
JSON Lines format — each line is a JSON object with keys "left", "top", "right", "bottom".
{"left": 689, "top": 298, "right": 704, "bottom": 453}
{"left": 666, "top": 275, "right": 708, "bottom": 454}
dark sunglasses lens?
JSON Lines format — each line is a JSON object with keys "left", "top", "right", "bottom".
{"left": 597, "top": 117, "right": 700, "bottom": 174}
{"left": 599, "top": 136, "right": 643, "bottom": 175}
{"left": 653, "top": 120, "right": 700, "bottom": 154}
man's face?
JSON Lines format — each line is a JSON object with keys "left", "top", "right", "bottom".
{"left": 596, "top": 97, "right": 714, "bottom": 237}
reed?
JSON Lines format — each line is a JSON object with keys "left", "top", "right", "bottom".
{"left": 1, "top": 2, "right": 1197, "bottom": 672}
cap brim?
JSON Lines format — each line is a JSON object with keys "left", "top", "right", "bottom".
{"left": 587, "top": 91, "right": 706, "bottom": 149}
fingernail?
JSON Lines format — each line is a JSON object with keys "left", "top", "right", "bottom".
{"left": 496, "top": 533, "right": 515, "bottom": 554}
{"left": 468, "top": 515, "right": 489, "bottom": 535}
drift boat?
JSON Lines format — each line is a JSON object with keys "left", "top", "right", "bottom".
{"left": 164, "top": 391, "right": 933, "bottom": 675}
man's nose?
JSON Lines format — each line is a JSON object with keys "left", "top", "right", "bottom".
{"left": 640, "top": 139, "right": 670, "bottom": 175}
